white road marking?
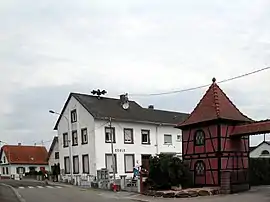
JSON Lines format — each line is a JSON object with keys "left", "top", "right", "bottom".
{"left": 46, "top": 186, "right": 54, "bottom": 188}
{"left": 55, "top": 186, "right": 62, "bottom": 189}
{"left": 18, "top": 187, "right": 25, "bottom": 189}
{"left": 28, "top": 186, "right": 34, "bottom": 189}
{"left": 37, "top": 186, "right": 44, "bottom": 188}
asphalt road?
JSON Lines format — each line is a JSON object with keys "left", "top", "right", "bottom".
{"left": 1, "top": 179, "right": 270, "bottom": 202}
{"left": 0, "top": 184, "right": 19, "bottom": 202}
{"left": 0, "top": 179, "right": 139, "bottom": 202}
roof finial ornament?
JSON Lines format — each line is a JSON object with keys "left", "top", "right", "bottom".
{"left": 212, "top": 77, "right": 216, "bottom": 83}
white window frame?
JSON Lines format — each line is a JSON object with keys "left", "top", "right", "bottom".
{"left": 64, "top": 156, "right": 70, "bottom": 174}
{"left": 176, "top": 134, "right": 182, "bottom": 142}
{"left": 164, "top": 134, "right": 172, "bottom": 144}
{"left": 124, "top": 128, "right": 134, "bottom": 144}
{"left": 81, "top": 128, "right": 88, "bottom": 144}
{"left": 105, "top": 154, "right": 117, "bottom": 173}
{"left": 55, "top": 152, "right": 59, "bottom": 159}
{"left": 63, "top": 133, "right": 69, "bottom": 148}
{"left": 141, "top": 130, "right": 150, "bottom": 144}
{"left": 73, "top": 156, "right": 79, "bottom": 174}
{"left": 105, "top": 127, "right": 115, "bottom": 143}
{"left": 124, "top": 154, "right": 135, "bottom": 173}
{"left": 82, "top": 154, "right": 89, "bottom": 174}
{"left": 71, "top": 109, "right": 77, "bottom": 123}
{"left": 72, "top": 130, "right": 78, "bottom": 146}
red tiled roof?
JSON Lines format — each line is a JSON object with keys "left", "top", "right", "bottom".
{"left": 177, "top": 78, "right": 252, "bottom": 127}
{"left": 231, "top": 120, "right": 270, "bottom": 136}
{"left": 1, "top": 145, "right": 48, "bottom": 165}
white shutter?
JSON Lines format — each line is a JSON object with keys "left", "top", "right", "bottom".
{"left": 125, "top": 155, "right": 134, "bottom": 172}
{"left": 65, "top": 157, "right": 70, "bottom": 173}
{"left": 74, "top": 156, "right": 79, "bottom": 173}
{"left": 83, "top": 155, "right": 89, "bottom": 173}
{"left": 106, "top": 155, "right": 113, "bottom": 173}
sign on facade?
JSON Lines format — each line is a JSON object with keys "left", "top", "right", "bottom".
{"left": 115, "top": 149, "right": 126, "bottom": 152}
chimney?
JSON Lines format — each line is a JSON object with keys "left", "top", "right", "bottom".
{"left": 18, "top": 143, "right": 21, "bottom": 146}
{"left": 148, "top": 105, "right": 154, "bottom": 109}
{"left": 120, "top": 94, "right": 128, "bottom": 104}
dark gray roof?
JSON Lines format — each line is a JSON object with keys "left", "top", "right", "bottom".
{"left": 54, "top": 93, "right": 189, "bottom": 130}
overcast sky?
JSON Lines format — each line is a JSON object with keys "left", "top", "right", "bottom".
{"left": 1, "top": 0, "right": 270, "bottom": 148}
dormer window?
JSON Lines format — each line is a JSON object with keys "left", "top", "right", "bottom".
{"left": 261, "top": 150, "right": 270, "bottom": 156}
{"left": 71, "top": 109, "right": 77, "bottom": 123}
{"left": 194, "top": 130, "right": 205, "bottom": 146}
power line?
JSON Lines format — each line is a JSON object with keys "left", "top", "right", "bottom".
{"left": 129, "top": 66, "right": 270, "bottom": 97}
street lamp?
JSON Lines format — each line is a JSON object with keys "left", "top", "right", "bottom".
{"left": 49, "top": 110, "right": 73, "bottom": 183}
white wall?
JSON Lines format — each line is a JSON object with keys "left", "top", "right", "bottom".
{"left": 57, "top": 96, "right": 96, "bottom": 178}
{"left": 0, "top": 151, "right": 8, "bottom": 165}
{"left": 56, "top": 95, "right": 183, "bottom": 180}
{"left": 250, "top": 142, "right": 270, "bottom": 158}
{"left": 48, "top": 140, "right": 60, "bottom": 170}
{"left": 0, "top": 164, "right": 49, "bottom": 176}
{"left": 94, "top": 120, "right": 182, "bottom": 178}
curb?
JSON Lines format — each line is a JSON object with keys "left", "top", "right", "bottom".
{"left": 47, "top": 181, "right": 74, "bottom": 188}
{"left": 0, "top": 183, "right": 26, "bottom": 202}
{"left": 129, "top": 198, "right": 150, "bottom": 202}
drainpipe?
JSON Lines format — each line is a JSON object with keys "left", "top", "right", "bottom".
{"left": 155, "top": 124, "right": 162, "bottom": 155}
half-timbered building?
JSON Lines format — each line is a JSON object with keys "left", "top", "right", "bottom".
{"left": 177, "top": 78, "right": 270, "bottom": 193}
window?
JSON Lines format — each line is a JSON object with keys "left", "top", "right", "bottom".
{"left": 73, "top": 156, "right": 79, "bottom": 174}
{"left": 63, "top": 133, "right": 69, "bottom": 148}
{"left": 124, "top": 128, "right": 134, "bottom": 144}
{"left": 6, "top": 167, "right": 8, "bottom": 174}
{"left": 195, "top": 161, "right": 205, "bottom": 176}
{"left": 72, "top": 130, "right": 78, "bottom": 146}
{"left": 16, "top": 167, "right": 25, "bottom": 174}
{"left": 55, "top": 152, "right": 59, "bottom": 159}
{"left": 82, "top": 154, "right": 89, "bottom": 174}
{"left": 105, "top": 154, "right": 117, "bottom": 173}
{"left": 71, "top": 109, "right": 77, "bottom": 123}
{"left": 141, "top": 130, "right": 150, "bottom": 144}
{"left": 3, "top": 156, "right": 6, "bottom": 163}
{"left": 261, "top": 150, "right": 270, "bottom": 155}
{"left": 176, "top": 134, "right": 182, "bottom": 142}
{"left": 64, "top": 157, "right": 70, "bottom": 174}
{"left": 124, "top": 154, "right": 135, "bottom": 173}
{"left": 81, "top": 128, "right": 88, "bottom": 144}
{"left": 105, "top": 127, "right": 115, "bottom": 143}
{"left": 2, "top": 167, "right": 5, "bottom": 174}
{"left": 194, "top": 130, "right": 205, "bottom": 146}
{"left": 164, "top": 134, "right": 172, "bottom": 144}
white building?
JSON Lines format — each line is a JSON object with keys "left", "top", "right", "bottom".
{"left": 52, "top": 93, "right": 189, "bottom": 181}
{"left": 48, "top": 137, "right": 60, "bottom": 171}
{"left": 0, "top": 145, "right": 49, "bottom": 179}
{"left": 250, "top": 141, "right": 270, "bottom": 158}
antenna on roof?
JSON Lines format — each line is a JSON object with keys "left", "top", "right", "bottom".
{"left": 91, "top": 89, "right": 107, "bottom": 99}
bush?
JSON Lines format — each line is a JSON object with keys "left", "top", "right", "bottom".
{"left": 250, "top": 158, "right": 270, "bottom": 186}
{"left": 147, "top": 154, "right": 193, "bottom": 190}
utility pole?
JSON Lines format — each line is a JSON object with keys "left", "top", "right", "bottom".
{"left": 109, "top": 117, "right": 116, "bottom": 181}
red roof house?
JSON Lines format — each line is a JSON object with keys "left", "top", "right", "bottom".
{"left": 0, "top": 145, "right": 49, "bottom": 178}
